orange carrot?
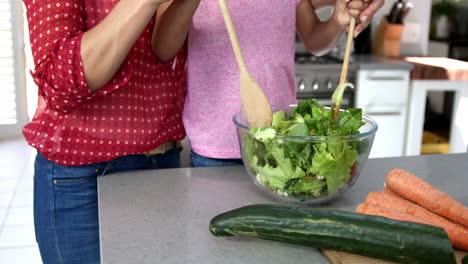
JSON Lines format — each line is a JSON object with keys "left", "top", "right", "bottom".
{"left": 356, "top": 202, "right": 468, "bottom": 251}
{"left": 356, "top": 202, "right": 435, "bottom": 225}
{"left": 386, "top": 168, "right": 468, "bottom": 228}
{"left": 365, "top": 191, "right": 468, "bottom": 250}
{"left": 382, "top": 186, "right": 404, "bottom": 199}
{"left": 366, "top": 191, "right": 468, "bottom": 233}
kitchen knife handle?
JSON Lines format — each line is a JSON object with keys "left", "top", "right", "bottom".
{"left": 388, "top": 1, "right": 404, "bottom": 24}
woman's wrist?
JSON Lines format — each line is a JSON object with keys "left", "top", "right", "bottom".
{"left": 329, "top": 13, "right": 347, "bottom": 32}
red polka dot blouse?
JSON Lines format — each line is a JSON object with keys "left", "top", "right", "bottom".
{"left": 22, "top": 0, "right": 187, "bottom": 166}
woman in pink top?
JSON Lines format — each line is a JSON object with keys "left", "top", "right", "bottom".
{"left": 152, "top": 0, "right": 383, "bottom": 167}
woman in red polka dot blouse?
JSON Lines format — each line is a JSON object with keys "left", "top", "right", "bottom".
{"left": 22, "top": 0, "right": 185, "bottom": 263}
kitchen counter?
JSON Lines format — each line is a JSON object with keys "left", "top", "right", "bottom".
{"left": 98, "top": 153, "right": 468, "bottom": 264}
{"left": 353, "top": 55, "right": 414, "bottom": 70}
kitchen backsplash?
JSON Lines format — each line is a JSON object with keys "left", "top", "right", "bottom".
{"left": 371, "top": 0, "right": 432, "bottom": 56}
{"left": 297, "top": 2, "right": 431, "bottom": 57}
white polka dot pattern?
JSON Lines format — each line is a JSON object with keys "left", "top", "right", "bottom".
{"left": 22, "top": 0, "right": 187, "bottom": 166}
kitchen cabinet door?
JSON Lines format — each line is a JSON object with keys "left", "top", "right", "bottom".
{"left": 368, "top": 114, "right": 406, "bottom": 158}
{"left": 357, "top": 69, "right": 411, "bottom": 158}
{"left": 356, "top": 70, "right": 410, "bottom": 107}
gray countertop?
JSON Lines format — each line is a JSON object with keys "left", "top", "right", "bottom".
{"left": 98, "top": 153, "right": 468, "bottom": 264}
{"left": 353, "top": 55, "right": 414, "bottom": 70}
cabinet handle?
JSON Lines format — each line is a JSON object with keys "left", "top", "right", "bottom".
{"left": 367, "top": 76, "right": 405, "bottom": 81}
{"left": 367, "top": 112, "right": 402, "bottom": 116}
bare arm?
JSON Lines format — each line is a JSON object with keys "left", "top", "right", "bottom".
{"left": 82, "top": 0, "right": 168, "bottom": 91}
{"left": 151, "top": 0, "right": 201, "bottom": 62}
{"left": 310, "top": 0, "right": 385, "bottom": 36}
{"left": 24, "top": 0, "right": 169, "bottom": 113}
{"left": 296, "top": 0, "right": 345, "bottom": 56}
{"left": 297, "top": 0, "right": 368, "bottom": 55}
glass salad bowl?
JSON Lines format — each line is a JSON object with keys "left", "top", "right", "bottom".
{"left": 233, "top": 101, "right": 378, "bottom": 205}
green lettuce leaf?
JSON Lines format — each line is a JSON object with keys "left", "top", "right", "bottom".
{"left": 310, "top": 142, "right": 358, "bottom": 193}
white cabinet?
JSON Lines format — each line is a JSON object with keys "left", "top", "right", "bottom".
{"left": 356, "top": 69, "right": 411, "bottom": 158}
{"left": 368, "top": 114, "right": 407, "bottom": 158}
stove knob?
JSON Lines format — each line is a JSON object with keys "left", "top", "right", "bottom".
{"left": 326, "top": 79, "right": 333, "bottom": 89}
{"left": 296, "top": 57, "right": 307, "bottom": 64}
{"left": 312, "top": 80, "right": 319, "bottom": 90}
{"left": 298, "top": 79, "right": 306, "bottom": 90}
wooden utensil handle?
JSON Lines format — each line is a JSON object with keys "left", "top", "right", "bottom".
{"left": 218, "top": 0, "right": 248, "bottom": 73}
{"left": 333, "top": 17, "right": 356, "bottom": 120}
{"left": 339, "top": 17, "right": 356, "bottom": 84}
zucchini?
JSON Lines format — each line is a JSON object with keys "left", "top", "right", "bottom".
{"left": 209, "top": 204, "right": 456, "bottom": 264}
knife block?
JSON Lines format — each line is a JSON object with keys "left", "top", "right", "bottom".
{"left": 372, "top": 16, "right": 405, "bottom": 57}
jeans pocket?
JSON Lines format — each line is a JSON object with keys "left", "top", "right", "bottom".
{"left": 51, "top": 169, "right": 100, "bottom": 263}
{"left": 34, "top": 154, "right": 101, "bottom": 264}
{"left": 53, "top": 177, "right": 94, "bottom": 185}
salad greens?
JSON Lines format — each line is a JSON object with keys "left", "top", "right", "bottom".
{"left": 332, "top": 83, "right": 354, "bottom": 109}
{"left": 243, "top": 98, "right": 366, "bottom": 199}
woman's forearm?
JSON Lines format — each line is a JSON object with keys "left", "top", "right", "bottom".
{"left": 81, "top": 0, "right": 162, "bottom": 91}
{"left": 297, "top": 0, "right": 346, "bottom": 56}
{"left": 151, "top": 0, "right": 201, "bottom": 62}
{"left": 300, "top": 19, "right": 345, "bottom": 56}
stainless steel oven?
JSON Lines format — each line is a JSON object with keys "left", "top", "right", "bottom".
{"left": 294, "top": 53, "right": 357, "bottom": 109}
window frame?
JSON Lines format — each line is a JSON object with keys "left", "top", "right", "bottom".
{"left": 0, "top": 0, "right": 28, "bottom": 138}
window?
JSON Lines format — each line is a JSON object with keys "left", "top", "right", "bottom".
{"left": 0, "top": 0, "right": 28, "bottom": 138}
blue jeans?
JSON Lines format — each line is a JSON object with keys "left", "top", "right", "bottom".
{"left": 33, "top": 149, "right": 180, "bottom": 264}
{"left": 190, "top": 151, "right": 243, "bottom": 167}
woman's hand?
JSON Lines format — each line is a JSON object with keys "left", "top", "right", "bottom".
{"left": 331, "top": 0, "right": 384, "bottom": 37}
{"left": 296, "top": 0, "right": 383, "bottom": 55}
{"left": 355, "top": 0, "right": 384, "bottom": 37}
{"left": 331, "top": 0, "right": 369, "bottom": 30}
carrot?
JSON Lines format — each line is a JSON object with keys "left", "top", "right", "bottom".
{"left": 356, "top": 202, "right": 468, "bottom": 251}
{"left": 382, "top": 186, "right": 404, "bottom": 199}
{"left": 386, "top": 168, "right": 468, "bottom": 228}
{"left": 357, "top": 202, "right": 435, "bottom": 225}
{"left": 366, "top": 191, "right": 468, "bottom": 233}
{"left": 365, "top": 191, "right": 468, "bottom": 250}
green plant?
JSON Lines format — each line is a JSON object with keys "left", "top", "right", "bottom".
{"left": 432, "top": 0, "right": 457, "bottom": 18}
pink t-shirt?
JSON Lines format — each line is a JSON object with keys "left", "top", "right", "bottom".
{"left": 185, "top": 0, "right": 300, "bottom": 159}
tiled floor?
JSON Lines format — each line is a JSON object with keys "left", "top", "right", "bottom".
{"left": 0, "top": 137, "right": 42, "bottom": 264}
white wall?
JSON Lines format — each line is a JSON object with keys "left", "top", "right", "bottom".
{"left": 371, "top": 0, "right": 432, "bottom": 56}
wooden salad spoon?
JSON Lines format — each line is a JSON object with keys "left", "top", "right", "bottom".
{"left": 217, "top": 0, "right": 272, "bottom": 128}
{"left": 332, "top": 17, "right": 356, "bottom": 120}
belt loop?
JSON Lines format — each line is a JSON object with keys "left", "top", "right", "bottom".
{"left": 96, "top": 163, "right": 109, "bottom": 177}
{"left": 161, "top": 142, "right": 167, "bottom": 154}
{"left": 143, "top": 141, "right": 179, "bottom": 156}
